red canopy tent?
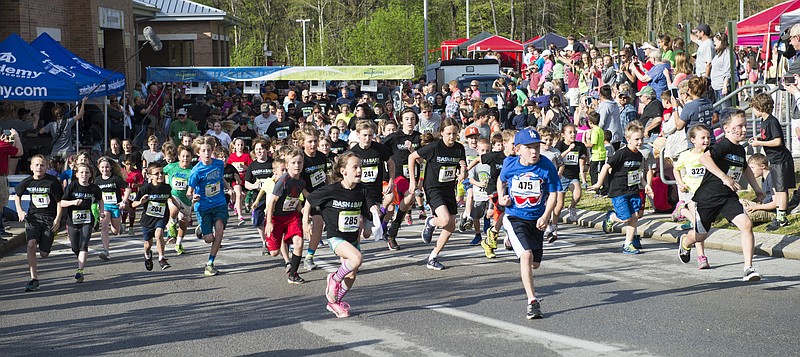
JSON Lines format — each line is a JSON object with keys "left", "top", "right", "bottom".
{"left": 440, "top": 38, "right": 468, "bottom": 61}
{"left": 467, "top": 35, "right": 524, "bottom": 70}
{"left": 737, "top": 0, "right": 800, "bottom": 45}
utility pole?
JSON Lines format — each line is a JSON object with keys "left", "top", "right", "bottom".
{"left": 424, "top": 0, "right": 429, "bottom": 69}
{"left": 295, "top": 19, "right": 311, "bottom": 66}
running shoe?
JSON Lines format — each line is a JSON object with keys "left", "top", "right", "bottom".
{"left": 680, "top": 221, "right": 693, "bottom": 230}
{"left": 526, "top": 300, "right": 543, "bottom": 319}
{"left": 405, "top": 214, "right": 413, "bottom": 225}
{"left": 743, "top": 266, "right": 761, "bottom": 282}
{"left": 0, "top": 231, "right": 12, "bottom": 237}
{"left": 697, "top": 255, "right": 710, "bottom": 270}
{"left": 421, "top": 216, "right": 435, "bottom": 244}
{"left": 632, "top": 235, "right": 642, "bottom": 250}
{"left": 204, "top": 264, "right": 219, "bottom": 276}
{"left": 463, "top": 217, "right": 474, "bottom": 231}
{"left": 543, "top": 225, "right": 552, "bottom": 242}
{"left": 426, "top": 257, "right": 445, "bottom": 270}
{"left": 622, "top": 242, "right": 640, "bottom": 254}
{"left": 119, "top": 224, "right": 126, "bottom": 235}
{"left": 304, "top": 255, "right": 317, "bottom": 271}
{"left": 25, "top": 279, "right": 39, "bottom": 292}
{"left": 99, "top": 249, "right": 110, "bottom": 261}
{"left": 145, "top": 252, "right": 153, "bottom": 271}
{"left": 238, "top": 217, "right": 246, "bottom": 226}
{"left": 167, "top": 220, "right": 178, "bottom": 238}
{"left": 166, "top": 237, "right": 176, "bottom": 245}
{"left": 671, "top": 200, "right": 685, "bottom": 222}
{"left": 386, "top": 222, "right": 400, "bottom": 240}
{"left": 175, "top": 244, "right": 185, "bottom": 255}
{"left": 548, "top": 229, "right": 558, "bottom": 244}
{"left": 387, "top": 237, "right": 400, "bottom": 251}
{"left": 159, "top": 258, "right": 171, "bottom": 270}
{"left": 262, "top": 247, "right": 269, "bottom": 256}
{"left": 765, "top": 218, "right": 789, "bottom": 232}
{"left": 602, "top": 210, "right": 614, "bottom": 234}
{"left": 287, "top": 272, "right": 305, "bottom": 284}
{"left": 481, "top": 238, "right": 496, "bottom": 259}
{"left": 569, "top": 207, "right": 577, "bottom": 222}
{"left": 74, "top": 269, "right": 84, "bottom": 283}
{"left": 678, "top": 235, "right": 691, "bottom": 263}
{"left": 325, "top": 273, "right": 340, "bottom": 303}
{"left": 504, "top": 237, "right": 513, "bottom": 251}
{"left": 469, "top": 234, "right": 482, "bottom": 246}
{"left": 327, "top": 301, "right": 351, "bottom": 318}
{"left": 418, "top": 210, "right": 427, "bottom": 220}
{"left": 195, "top": 225, "right": 203, "bottom": 240}
{"left": 487, "top": 228, "right": 498, "bottom": 249}
{"left": 457, "top": 216, "right": 466, "bottom": 233}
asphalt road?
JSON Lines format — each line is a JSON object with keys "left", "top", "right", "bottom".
{"left": 1, "top": 216, "right": 799, "bottom": 356}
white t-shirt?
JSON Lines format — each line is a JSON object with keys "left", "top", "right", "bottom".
{"left": 207, "top": 130, "right": 232, "bottom": 147}
{"left": 695, "top": 39, "right": 714, "bottom": 77}
{"left": 254, "top": 113, "right": 276, "bottom": 136}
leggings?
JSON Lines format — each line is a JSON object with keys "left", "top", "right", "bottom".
{"left": 68, "top": 224, "right": 93, "bottom": 256}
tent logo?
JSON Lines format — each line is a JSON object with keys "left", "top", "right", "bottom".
{"left": 0, "top": 52, "right": 17, "bottom": 63}
{"left": 43, "top": 59, "right": 75, "bottom": 78}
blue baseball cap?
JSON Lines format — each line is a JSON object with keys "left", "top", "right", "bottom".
{"left": 514, "top": 128, "right": 542, "bottom": 145}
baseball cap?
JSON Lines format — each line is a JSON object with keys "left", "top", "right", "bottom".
{"left": 260, "top": 103, "right": 269, "bottom": 112}
{"left": 781, "top": 24, "right": 800, "bottom": 40}
{"left": 514, "top": 128, "right": 542, "bottom": 146}
{"left": 302, "top": 89, "right": 310, "bottom": 97}
{"left": 640, "top": 42, "right": 656, "bottom": 50}
{"left": 465, "top": 126, "right": 480, "bottom": 137}
{"left": 239, "top": 117, "right": 249, "bottom": 125}
{"left": 541, "top": 49, "right": 552, "bottom": 56}
{"left": 693, "top": 24, "right": 711, "bottom": 36}
{"left": 176, "top": 108, "right": 188, "bottom": 116}
{"left": 635, "top": 86, "right": 656, "bottom": 97}
{"left": 525, "top": 100, "right": 537, "bottom": 107}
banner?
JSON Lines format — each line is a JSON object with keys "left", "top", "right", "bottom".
{"left": 147, "top": 65, "right": 415, "bottom": 82}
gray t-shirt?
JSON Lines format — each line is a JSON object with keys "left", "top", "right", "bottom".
{"left": 710, "top": 48, "right": 732, "bottom": 90}
{"left": 44, "top": 117, "right": 76, "bottom": 156}
{"left": 597, "top": 100, "right": 622, "bottom": 144}
{"left": 416, "top": 112, "right": 442, "bottom": 134}
{"left": 696, "top": 39, "right": 714, "bottom": 77}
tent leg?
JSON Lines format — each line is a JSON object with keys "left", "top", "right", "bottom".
{"left": 104, "top": 98, "right": 108, "bottom": 153}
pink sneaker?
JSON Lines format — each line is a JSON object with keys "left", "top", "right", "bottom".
{"left": 697, "top": 255, "right": 710, "bottom": 270}
{"left": 326, "top": 301, "right": 351, "bottom": 318}
{"left": 325, "top": 273, "right": 340, "bottom": 303}
{"left": 671, "top": 200, "right": 685, "bottom": 222}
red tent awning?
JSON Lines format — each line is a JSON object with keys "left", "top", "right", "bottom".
{"left": 467, "top": 35, "right": 524, "bottom": 52}
{"left": 737, "top": 0, "right": 800, "bottom": 38}
{"left": 441, "top": 38, "right": 468, "bottom": 46}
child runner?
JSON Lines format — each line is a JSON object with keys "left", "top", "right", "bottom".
{"left": 132, "top": 163, "right": 178, "bottom": 271}
{"left": 188, "top": 136, "right": 231, "bottom": 276}
{"left": 15, "top": 155, "right": 63, "bottom": 291}
{"left": 383, "top": 109, "right": 422, "bottom": 247}
{"left": 347, "top": 121, "right": 394, "bottom": 244}
{"left": 122, "top": 153, "right": 144, "bottom": 235}
{"left": 95, "top": 157, "right": 131, "bottom": 261}
{"left": 408, "top": 118, "right": 467, "bottom": 270}
{"left": 498, "top": 128, "right": 561, "bottom": 319}
{"left": 142, "top": 135, "right": 165, "bottom": 167}
{"left": 61, "top": 163, "right": 104, "bottom": 282}
{"left": 299, "top": 128, "right": 329, "bottom": 270}
{"left": 672, "top": 125, "right": 711, "bottom": 233}
{"left": 304, "top": 152, "right": 383, "bottom": 317}
{"left": 555, "top": 124, "right": 588, "bottom": 225}
{"left": 164, "top": 145, "right": 194, "bottom": 255}
{"left": 457, "top": 126, "right": 481, "bottom": 233}
{"left": 214, "top": 146, "right": 243, "bottom": 227}
{"left": 253, "top": 151, "right": 292, "bottom": 269}
{"left": 227, "top": 138, "right": 252, "bottom": 225}
{"left": 589, "top": 123, "right": 651, "bottom": 254}
{"left": 584, "top": 112, "right": 607, "bottom": 198}
{"left": 264, "top": 147, "right": 307, "bottom": 284}
{"left": 538, "top": 127, "right": 565, "bottom": 243}
{"left": 244, "top": 138, "right": 275, "bottom": 254}
{"left": 466, "top": 138, "right": 492, "bottom": 247}
{"left": 677, "top": 109, "right": 764, "bottom": 281}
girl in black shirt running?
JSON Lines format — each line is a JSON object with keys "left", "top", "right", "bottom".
{"left": 61, "top": 163, "right": 103, "bottom": 283}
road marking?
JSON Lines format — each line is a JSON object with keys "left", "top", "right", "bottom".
{"left": 424, "top": 304, "right": 627, "bottom": 355}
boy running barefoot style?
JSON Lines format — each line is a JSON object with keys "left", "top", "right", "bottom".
{"left": 61, "top": 163, "right": 104, "bottom": 282}
{"left": 677, "top": 109, "right": 765, "bottom": 281}
{"left": 164, "top": 146, "right": 194, "bottom": 255}
{"left": 589, "top": 123, "right": 652, "bottom": 254}
{"left": 132, "top": 163, "right": 179, "bottom": 271}
{"left": 95, "top": 157, "right": 131, "bottom": 260}
{"left": 188, "top": 136, "right": 231, "bottom": 276}
{"left": 408, "top": 118, "right": 467, "bottom": 270}
{"left": 497, "top": 128, "right": 561, "bottom": 319}
{"left": 303, "top": 152, "right": 383, "bottom": 318}
{"left": 264, "top": 148, "right": 307, "bottom": 284}
{"left": 16, "top": 155, "right": 63, "bottom": 291}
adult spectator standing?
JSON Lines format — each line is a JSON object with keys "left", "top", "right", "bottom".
{"left": 168, "top": 108, "right": 199, "bottom": 145}
{"left": 595, "top": 85, "right": 623, "bottom": 148}
{"left": 675, "top": 77, "right": 715, "bottom": 147}
{"left": 41, "top": 98, "right": 86, "bottom": 158}
{"left": 187, "top": 96, "right": 212, "bottom": 131}
{"left": 254, "top": 103, "right": 277, "bottom": 137}
{"left": 636, "top": 86, "right": 664, "bottom": 140}
{"left": 601, "top": 55, "right": 617, "bottom": 87}
{"left": 106, "top": 96, "right": 125, "bottom": 141}
{"left": 692, "top": 24, "right": 714, "bottom": 78}
{"left": 523, "top": 45, "right": 537, "bottom": 68}
{"left": 630, "top": 49, "right": 671, "bottom": 100}
{"left": 710, "top": 32, "right": 734, "bottom": 109}
{"left": 132, "top": 96, "right": 155, "bottom": 149}
{"left": 231, "top": 117, "right": 258, "bottom": 149}
{"left": 266, "top": 107, "right": 296, "bottom": 141}
{"left": 469, "top": 80, "right": 482, "bottom": 101}
{"left": 0, "top": 128, "right": 22, "bottom": 240}
{"left": 296, "top": 89, "right": 317, "bottom": 119}
{"left": 145, "top": 83, "right": 165, "bottom": 135}
{"left": 0, "top": 105, "right": 38, "bottom": 136}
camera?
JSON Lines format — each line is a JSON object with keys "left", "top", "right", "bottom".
{"left": 783, "top": 75, "right": 796, "bottom": 85}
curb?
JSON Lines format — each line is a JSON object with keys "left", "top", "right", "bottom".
{"left": 0, "top": 228, "right": 27, "bottom": 256}
{"left": 565, "top": 209, "right": 800, "bottom": 260}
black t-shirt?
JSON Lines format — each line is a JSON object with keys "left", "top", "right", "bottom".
{"left": 348, "top": 142, "right": 392, "bottom": 195}
{"left": 640, "top": 100, "right": 664, "bottom": 136}
{"left": 17, "top": 175, "right": 63, "bottom": 217}
{"left": 382, "top": 130, "right": 421, "bottom": 178}
{"left": 694, "top": 137, "right": 746, "bottom": 203}
{"left": 296, "top": 101, "right": 316, "bottom": 118}
{"left": 481, "top": 151, "right": 507, "bottom": 194}
{"left": 606, "top": 147, "right": 644, "bottom": 197}
{"left": 94, "top": 175, "right": 128, "bottom": 206}
{"left": 223, "top": 163, "right": 240, "bottom": 187}
{"left": 306, "top": 182, "right": 373, "bottom": 244}
{"left": 555, "top": 141, "right": 588, "bottom": 179}
{"left": 330, "top": 139, "right": 348, "bottom": 155}
{"left": 325, "top": 151, "right": 337, "bottom": 173}
{"left": 266, "top": 120, "right": 296, "bottom": 140}
{"left": 137, "top": 182, "right": 172, "bottom": 227}
{"left": 416, "top": 139, "right": 466, "bottom": 190}
{"left": 760, "top": 114, "right": 792, "bottom": 164}
{"left": 245, "top": 159, "right": 274, "bottom": 186}
{"left": 62, "top": 181, "right": 102, "bottom": 226}
{"left": 302, "top": 151, "right": 329, "bottom": 193}
{"left": 271, "top": 173, "right": 306, "bottom": 216}
{"left": 231, "top": 128, "right": 258, "bottom": 149}
{"left": 133, "top": 104, "right": 147, "bottom": 125}
{"left": 314, "top": 99, "right": 330, "bottom": 113}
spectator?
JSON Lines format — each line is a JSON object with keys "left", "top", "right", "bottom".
{"left": 595, "top": 85, "right": 623, "bottom": 148}
{"left": 0, "top": 128, "right": 22, "bottom": 240}
{"left": 692, "top": 24, "right": 714, "bottom": 78}
{"left": 710, "top": 32, "right": 734, "bottom": 109}
{"left": 168, "top": 108, "right": 199, "bottom": 145}
{"left": 630, "top": 49, "right": 671, "bottom": 100}
{"left": 41, "top": 98, "right": 86, "bottom": 158}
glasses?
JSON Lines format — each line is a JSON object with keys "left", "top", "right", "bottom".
{"left": 470, "top": 85, "right": 478, "bottom": 87}
{"left": 178, "top": 114, "right": 187, "bottom": 117}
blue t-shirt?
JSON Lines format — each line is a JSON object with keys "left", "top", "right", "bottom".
{"left": 499, "top": 155, "right": 561, "bottom": 221}
{"left": 188, "top": 158, "right": 227, "bottom": 212}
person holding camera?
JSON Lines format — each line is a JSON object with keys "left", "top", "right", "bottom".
{"left": 41, "top": 98, "right": 86, "bottom": 159}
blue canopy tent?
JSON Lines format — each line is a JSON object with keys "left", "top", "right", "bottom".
{"left": 523, "top": 33, "right": 568, "bottom": 50}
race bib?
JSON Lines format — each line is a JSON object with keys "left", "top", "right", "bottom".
{"left": 438, "top": 166, "right": 457, "bottom": 183}
{"left": 282, "top": 197, "right": 300, "bottom": 211}
{"left": 277, "top": 130, "right": 288, "bottom": 139}
{"left": 474, "top": 185, "right": 489, "bottom": 201}
{"left": 727, "top": 166, "right": 743, "bottom": 182}
{"left": 146, "top": 201, "right": 166, "bottom": 218}
{"left": 510, "top": 176, "right": 541, "bottom": 197}
{"left": 466, "top": 155, "right": 478, "bottom": 165}
{"left": 688, "top": 167, "right": 706, "bottom": 178}
{"left": 361, "top": 166, "right": 378, "bottom": 183}
{"left": 129, "top": 192, "right": 137, "bottom": 201}
{"left": 205, "top": 182, "right": 221, "bottom": 197}
{"left": 564, "top": 151, "right": 579, "bottom": 165}
{"left": 310, "top": 169, "right": 326, "bottom": 187}
{"left": 402, "top": 164, "right": 409, "bottom": 178}
{"left": 627, "top": 170, "right": 642, "bottom": 186}
{"left": 172, "top": 177, "right": 188, "bottom": 191}
{"left": 233, "top": 162, "right": 246, "bottom": 173}
{"left": 72, "top": 209, "right": 91, "bottom": 224}
{"left": 337, "top": 210, "right": 360, "bottom": 232}
{"left": 32, "top": 194, "right": 50, "bottom": 209}
{"left": 102, "top": 191, "right": 117, "bottom": 205}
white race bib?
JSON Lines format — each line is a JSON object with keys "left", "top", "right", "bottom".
{"left": 361, "top": 166, "right": 378, "bottom": 183}
{"left": 402, "top": 164, "right": 410, "bottom": 178}
{"left": 510, "top": 176, "right": 541, "bottom": 197}
{"left": 32, "top": 194, "right": 50, "bottom": 209}
{"left": 72, "top": 209, "right": 91, "bottom": 224}
{"left": 282, "top": 197, "right": 300, "bottom": 211}
{"left": 627, "top": 170, "right": 642, "bottom": 186}
{"left": 129, "top": 192, "right": 137, "bottom": 201}
{"left": 727, "top": 166, "right": 743, "bottom": 182}
{"left": 337, "top": 210, "right": 360, "bottom": 232}
{"left": 438, "top": 166, "right": 457, "bottom": 183}
{"left": 102, "top": 191, "right": 117, "bottom": 205}
{"left": 172, "top": 177, "right": 188, "bottom": 191}
{"left": 688, "top": 167, "right": 706, "bottom": 178}
{"left": 205, "top": 182, "right": 221, "bottom": 197}
{"left": 146, "top": 201, "right": 166, "bottom": 218}
{"left": 564, "top": 151, "right": 579, "bottom": 165}
{"left": 310, "top": 169, "right": 326, "bottom": 187}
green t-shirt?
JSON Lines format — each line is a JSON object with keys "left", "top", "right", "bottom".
{"left": 164, "top": 162, "right": 193, "bottom": 205}
{"left": 663, "top": 50, "right": 676, "bottom": 68}
{"left": 589, "top": 126, "right": 606, "bottom": 162}
{"left": 552, "top": 60, "right": 565, "bottom": 80}
{"left": 169, "top": 120, "right": 199, "bottom": 145}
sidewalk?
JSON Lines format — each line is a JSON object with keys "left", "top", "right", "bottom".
{"left": 0, "top": 221, "right": 27, "bottom": 256}
{"left": 564, "top": 209, "right": 800, "bottom": 260}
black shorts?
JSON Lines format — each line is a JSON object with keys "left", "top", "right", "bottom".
{"left": 502, "top": 216, "right": 544, "bottom": 262}
{"left": 67, "top": 224, "right": 92, "bottom": 255}
{"left": 142, "top": 219, "right": 168, "bottom": 241}
{"left": 695, "top": 195, "right": 745, "bottom": 233}
{"left": 25, "top": 215, "right": 55, "bottom": 253}
{"left": 770, "top": 159, "right": 797, "bottom": 192}
{"left": 426, "top": 187, "right": 457, "bottom": 216}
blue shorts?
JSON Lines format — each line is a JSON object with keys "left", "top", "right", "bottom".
{"left": 104, "top": 204, "right": 121, "bottom": 219}
{"left": 502, "top": 216, "right": 544, "bottom": 262}
{"left": 142, "top": 219, "right": 167, "bottom": 241}
{"left": 559, "top": 177, "right": 580, "bottom": 192}
{"left": 462, "top": 179, "right": 473, "bottom": 191}
{"left": 197, "top": 204, "right": 229, "bottom": 236}
{"left": 252, "top": 202, "right": 266, "bottom": 228}
{"left": 611, "top": 194, "right": 642, "bottom": 221}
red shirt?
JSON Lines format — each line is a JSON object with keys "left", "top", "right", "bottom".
{"left": 227, "top": 152, "right": 253, "bottom": 180}
{"left": 0, "top": 141, "right": 19, "bottom": 175}
{"left": 125, "top": 170, "right": 144, "bottom": 193}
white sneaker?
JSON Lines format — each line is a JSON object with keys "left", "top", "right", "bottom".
{"left": 569, "top": 207, "right": 577, "bottom": 222}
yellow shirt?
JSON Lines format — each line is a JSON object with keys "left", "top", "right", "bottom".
{"left": 674, "top": 150, "right": 705, "bottom": 192}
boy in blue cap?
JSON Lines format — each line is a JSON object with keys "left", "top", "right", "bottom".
{"left": 498, "top": 128, "right": 561, "bottom": 319}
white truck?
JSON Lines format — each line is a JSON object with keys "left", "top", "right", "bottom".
{"left": 425, "top": 59, "right": 500, "bottom": 89}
